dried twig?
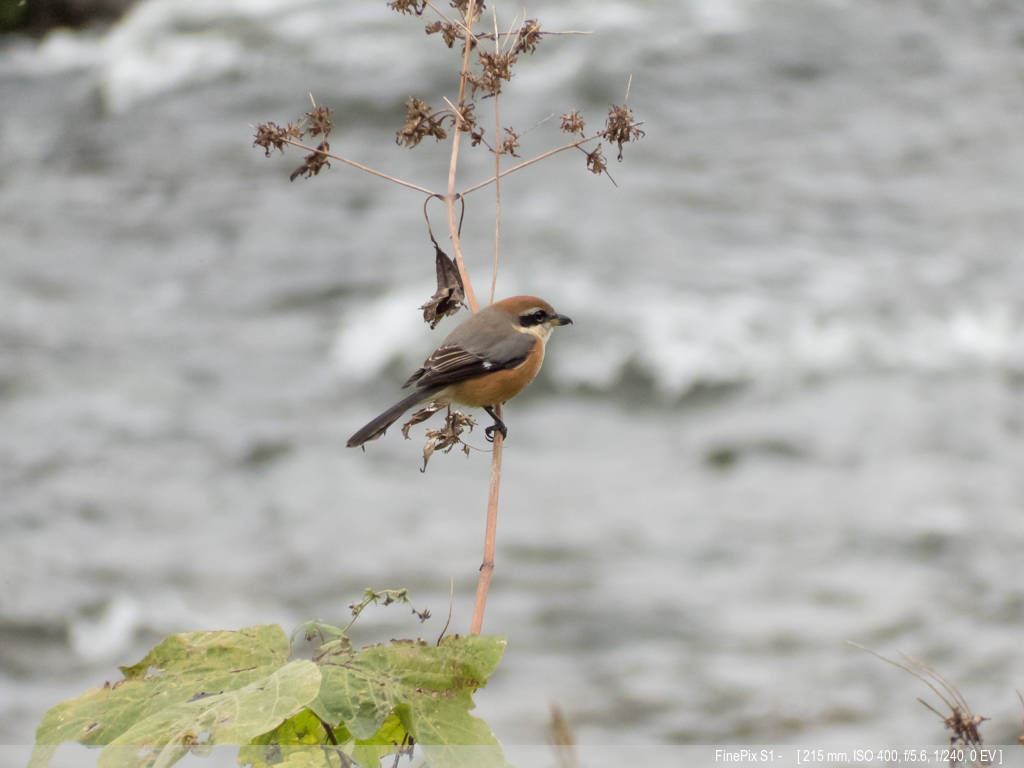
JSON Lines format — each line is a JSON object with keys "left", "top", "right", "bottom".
{"left": 849, "top": 642, "right": 988, "bottom": 750}
{"left": 460, "top": 133, "right": 601, "bottom": 196}
{"left": 443, "top": 0, "right": 481, "bottom": 314}
{"left": 272, "top": 135, "right": 437, "bottom": 196}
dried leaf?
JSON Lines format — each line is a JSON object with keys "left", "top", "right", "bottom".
{"left": 421, "top": 410, "right": 476, "bottom": 472}
{"left": 401, "top": 402, "right": 445, "bottom": 439}
{"left": 420, "top": 245, "right": 465, "bottom": 328}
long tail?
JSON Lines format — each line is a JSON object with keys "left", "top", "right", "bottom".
{"left": 346, "top": 386, "right": 443, "bottom": 448}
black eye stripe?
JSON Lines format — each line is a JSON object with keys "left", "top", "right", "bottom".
{"left": 519, "top": 309, "right": 548, "bottom": 327}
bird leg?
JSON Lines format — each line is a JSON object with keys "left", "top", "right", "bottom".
{"left": 483, "top": 406, "right": 508, "bottom": 442}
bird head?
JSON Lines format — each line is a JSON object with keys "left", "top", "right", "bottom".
{"left": 496, "top": 295, "right": 573, "bottom": 341}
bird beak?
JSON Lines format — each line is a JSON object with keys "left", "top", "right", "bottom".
{"left": 551, "top": 314, "right": 573, "bottom": 326}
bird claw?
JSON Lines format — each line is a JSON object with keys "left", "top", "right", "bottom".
{"left": 484, "top": 422, "right": 508, "bottom": 443}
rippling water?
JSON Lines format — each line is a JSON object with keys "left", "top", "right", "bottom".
{"left": 3, "top": 0, "right": 1024, "bottom": 756}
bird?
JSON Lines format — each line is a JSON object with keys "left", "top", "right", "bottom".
{"left": 347, "top": 295, "right": 573, "bottom": 448}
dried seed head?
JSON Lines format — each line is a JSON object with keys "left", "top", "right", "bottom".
{"left": 512, "top": 19, "right": 542, "bottom": 55}
{"left": 585, "top": 143, "right": 607, "bottom": 176}
{"left": 252, "top": 121, "right": 303, "bottom": 156}
{"left": 559, "top": 110, "right": 585, "bottom": 136}
{"left": 388, "top": 0, "right": 426, "bottom": 15}
{"left": 469, "top": 50, "right": 517, "bottom": 97}
{"left": 305, "top": 105, "right": 333, "bottom": 138}
{"left": 396, "top": 97, "right": 448, "bottom": 148}
{"left": 470, "top": 128, "right": 485, "bottom": 147}
{"left": 453, "top": 100, "right": 477, "bottom": 133}
{"left": 450, "top": 0, "right": 485, "bottom": 16}
{"left": 498, "top": 126, "right": 520, "bottom": 157}
{"left": 289, "top": 142, "right": 331, "bottom": 181}
{"left": 425, "top": 20, "right": 460, "bottom": 48}
{"left": 600, "top": 104, "right": 645, "bottom": 161}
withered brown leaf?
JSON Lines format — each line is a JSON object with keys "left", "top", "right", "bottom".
{"left": 420, "top": 244, "right": 465, "bottom": 328}
{"left": 421, "top": 409, "right": 476, "bottom": 472}
{"left": 401, "top": 402, "right": 445, "bottom": 439}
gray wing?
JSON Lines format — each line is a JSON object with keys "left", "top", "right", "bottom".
{"left": 403, "top": 306, "right": 535, "bottom": 390}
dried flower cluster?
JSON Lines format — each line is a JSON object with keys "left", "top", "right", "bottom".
{"left": 449, "top": 0, "right": 484, "bottom": 15}
{"left": 396, "top": 97, "right": 448, "bottom": 147}
{"left": 289, "top": 143, "right": 331, "bottom": 181}
{"left": 497, "top": 127, "right": 520, "bottom": 157}
{"left": 469, "top": 50, "right": 517, "bottom": 97}
{"left": 559, "top": 110, "right": 585, "bottom": 136}
{"left": 584, "top": 144, "right": 607, "bottom": 176}
{"left": 252, "top": 121, "right": 303, "bottom": 156}
{"left": 512, "top": 19, "right": 542, "bottom": 55}
{"left": 305, "top": 104, "right": 333, "bottom": 138}
{"left": 425, "top": 20, "right": 461, "bottom": 48}
{"left": 600, "top": 103, "right": 645, "bottom": 161}
{"left": 253, "top": 104, "right": 336, "bottom": 181}
{"left": 387, "top": 0, "right": 426, "bottom": 15}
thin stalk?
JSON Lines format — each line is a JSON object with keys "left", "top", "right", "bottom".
{"left": 470, "top": 406, "right": 502, "bottom": 634}
{"left": 460, "top": 134, "right": 600, "bottom": 197}
{"left": 468, "top": 9, "right": 506, "bottom": 637}
{"left": 444, "top": 0, "right": 481, "bottom": 313}
{"left": 280, "top": 138, "right": 437, "bottom": 196}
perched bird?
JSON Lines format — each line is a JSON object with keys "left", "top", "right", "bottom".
{"left": 347, "top": 295, "right": 573, "bottom": 448}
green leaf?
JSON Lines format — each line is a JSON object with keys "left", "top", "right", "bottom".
{"left": 31, "top": 625, "right": 306, "bottom": 768}
{"left": 352, "top": 712, "right": 408, "bottom": 768}
{"left": 238, "top": 708, "right": 338, "bottom": 768}
{"left": 101, "top": 660, "right": 321, "bottom": 768}
{"left": 312, "top": 635, "right": 506, "bottom": 768}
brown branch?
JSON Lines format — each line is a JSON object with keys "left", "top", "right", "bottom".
{"left": 280, "top": 137, "right": 437, "bottom": 196}
{"left": 489, "top": 7, "right": 503, "bottom": 305}
{"left": 459, "top": 133, "right": 600, "bottom": 197}
{"left": 468, "top": 10, "right": 506, "bottom": 637}
{"left": 444, "top": 0, "right": 481, "bottom": 313}
{"left": 480, "top": 29, "right": 592, "bottom": 39}
{"left": 470, "top": 403, "right": 503, "bottom": 634}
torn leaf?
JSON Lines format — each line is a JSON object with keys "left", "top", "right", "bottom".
{"left": 420, "top": 245, "right": 465, "bottom": 329}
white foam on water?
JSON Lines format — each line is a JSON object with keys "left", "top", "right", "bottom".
{"left": 329, "top": 280, "right": 1024, "bottom": 398}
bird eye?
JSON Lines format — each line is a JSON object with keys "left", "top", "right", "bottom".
{"left": 520, "top": 309, "right": 547, "bottom": 326}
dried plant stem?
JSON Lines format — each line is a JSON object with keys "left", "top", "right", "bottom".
{"left": 460, "top": 134, "right": 600, "bottom": 197}
{"left": 445, "top": 0, "right": 481, "bottom": 313}
{"left": 470, "top": 404, "right": 503, "bottom": 635}
{"left": 468, "top": 10, "right": 507, "bottom": 638}
{"left": 281, "top": 138, "right": 436, "bottom": 196}
{"left": 490, "top": 10, "right": 503, "bottom": 306}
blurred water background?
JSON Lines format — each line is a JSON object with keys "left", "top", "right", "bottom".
{"left": 2, "top": 0, "right": 1024, "bottom": 756}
